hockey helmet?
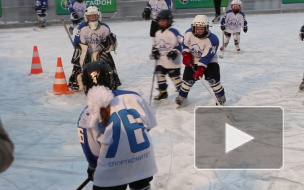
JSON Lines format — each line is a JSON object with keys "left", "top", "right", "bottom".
{"left": 191, "top": 15, "right": 210, "bottom": 39}
{"left": 82, "top": 61, "right": 116, "bottom": 95}
{"left": 156, "top": 10, "right": 173, "bottom": 30}
{"left": 231, "top": 0, "right": 242, "bottom": 12}
{"left": 84, "top": 6, "right": 101, "bottom": 29}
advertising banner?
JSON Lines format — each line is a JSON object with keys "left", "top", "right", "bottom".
{"left": 175, "top": 0, "right": 228, "bottom": 9}
{"left": 56, "top": 0, "right": 116, "bottom": 15}
{"left": 282, "top": 0, "right": 304, "bottom": 3}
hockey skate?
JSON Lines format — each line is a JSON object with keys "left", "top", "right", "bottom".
{"left": 235, "top": 45, "right": 241, "bottom": 52}
{"left": 216, "top": 94, "right": 226, "bottom": 106}
{"left": 154, "top": 89, "right": 168, "bottom": 100}
{"left": 175, "top": 95, "right": 186, "bottom": 105}
{"left": 212, "top": 15, "right": 221, "bottom": 23}
{"left": 220, "top": 44, "right": 227, "bottom": 51}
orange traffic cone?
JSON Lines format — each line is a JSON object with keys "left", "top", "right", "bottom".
{"left": 52, "top": 57, "right": 74, "bottom": 95}
{"left": 30, "top": 46, "right": 43, "bottom": 75}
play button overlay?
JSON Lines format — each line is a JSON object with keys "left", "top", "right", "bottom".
{"left": 195, "top": 106, "right": 283, "bottom": 169}
{"left": 225, "top": 123, "right": 254, "bottom": 153}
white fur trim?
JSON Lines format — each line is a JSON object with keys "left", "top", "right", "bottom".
{"left": 87, "top": 85, "right": 114, "bottom": 128}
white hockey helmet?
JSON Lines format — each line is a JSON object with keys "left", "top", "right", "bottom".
{"left": 84, "top": 6, "right": 101, "bottom": 29}
{"left": 231, "top": 0, "right": 242, "bottom": 6}
{"left": 191, "top": 15, "right": 210, "bottom": 39}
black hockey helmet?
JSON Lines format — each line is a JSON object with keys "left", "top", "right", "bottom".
{"left": 82, "top": 61, "right": 116, "bottom": 95}
{"left": 156, "top": 10, "right": 173, "bottom": 30}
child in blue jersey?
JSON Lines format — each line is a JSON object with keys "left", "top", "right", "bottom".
{"left": 68, "top": 0, "right": 87, "bottom": 35}
{"left": 220, "top": 0, "right": 248, "bottom": 51}
{"left": 68, "top": 6, "right": 121, "bottom": 92}
{"left": 175, "top": 15, "right": 226, "bottom": 106}
{"left": 150, "top": 10, "right": 182, "bottom": 100}
{"left": 78, "top": 61, "right": 157, "bottom": 190}
{"left": 35, "top": 0, "right": 48, "bottom": 28}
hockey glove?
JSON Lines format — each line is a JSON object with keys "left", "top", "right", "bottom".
{"left": 220, "top": 24, "right": 226, "bottom": 31}
{"left": 167, "top": 50, "right": 178, "bottom": 60}
{"left": 299, "top": 29, "right": 304, "bottom": 41}
{"left": 193, "top": 66, "right": 206, "bottom": 80}
{"left": 87, "top": 166, "right": 95, "bottom": 181}
{"left": 72, "top": 12, "right": 79, "bottom": 20}
{"left": 182, "top": 52, "right": 193, "bottom": 67}
{"left": 243, "top": 26, "right": 248, "bottom": 33}
{"left": 41, "top": 5, "right": 46, "bottom": 14}
{"left": 142, "top": 8, "right": 151, "bottom": 20}
{"left": 151, "top": 47, "right": 160, "bottom": 60}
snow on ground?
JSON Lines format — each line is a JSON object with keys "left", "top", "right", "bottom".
{"left": 0, "top": 12, "right": 304, "bottom": 190}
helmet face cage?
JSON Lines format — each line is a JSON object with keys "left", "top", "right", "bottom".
{"left": 82, "top": 61, "right": 115, "bottom": 95}
{"left": 156, "top": 10, "right": 173, "bottom": 29}
{"left": 191, "top": 15, "right": 210, "bottom": 39}
{"left": 84, "top": 6, "right": 101, "bottom": 22}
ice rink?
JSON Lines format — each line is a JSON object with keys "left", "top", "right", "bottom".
{"left": 1, "top": 12, "right": 304, "bottom": 189}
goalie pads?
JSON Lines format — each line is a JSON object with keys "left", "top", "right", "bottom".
{"left": 68, "top": 65, "right": 83, "bottom": 91}
{"left": 71, "top": 43, "right": 91, "bottom": 67}
{"left": 100, "top": 33, "right": 117, "bottom": 52}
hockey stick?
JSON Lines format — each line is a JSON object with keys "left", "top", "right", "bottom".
{"left": 76, "top": 177, "right": 91, "bottom": 190}
{"left": 219, "top": 31, "right": 225, "bottom": 59}
{"left": 198, "top": 76, "right": 235, "bottom": 121}
{"left": 149, "top": 62, "right": 157, "bottom": 105}
{"left": 61, "top": 19, "right": 75, "bottom": 48}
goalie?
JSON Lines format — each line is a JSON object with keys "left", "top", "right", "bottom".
{"left": 68, "top": 6, "right": 121, "bottom": 91}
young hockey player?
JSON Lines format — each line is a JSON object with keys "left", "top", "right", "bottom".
{"left": 142, "top": 0, "right": 172, "bottom": 56}
{"left": 175, "top": 15, "right": 226, "bottom": 106}
{"left": 68, "top": 0, "right": 87, "bottom": 35}
{"left": 78, "top": 61, "right": 158, "bottom": 190}
{"left": 68, "top": 6, "right": 121, "bottom": 91}
{"left": 35, "top": 0, "right": 48, "bottom": 28}
{"left": 150, "top": 10, "right": 182, "bottom": 100}
{"left": 220, "top": 0, "right": 247, "bottom": 51}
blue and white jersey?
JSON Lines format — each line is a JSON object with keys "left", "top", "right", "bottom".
{"left": 69, "top": 0, "right": 86, "bottom": 19}
{"left": 146, "top": 0, "right": 172, "bottom": 20}
{"left": 220, "top": 10, "right": 248, "bottom": 34}
{"left": 35, "top": 0, "right": 48, "bottom": 14}
{"left": 78, "top": 90, "right": 158, "bottom": 187}
{"left": 182, "top": 29, "right": 219, "bottom": 67}
{"left": 153, "top": 27, "right": 182, "bottom": 69}
{"left": 74, "top": 22, "right": 112, "bottom": 54}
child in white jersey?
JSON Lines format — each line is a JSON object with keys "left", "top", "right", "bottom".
{"left": 220, "top": 0, "right": 248, "bottom": 51}
{"left": 150, "top": 10, "right": 182, "bottom": 100}
{"left": 78, "top": 61, "right": 158, "bottom": 190}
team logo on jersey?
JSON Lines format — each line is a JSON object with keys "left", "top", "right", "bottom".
{"left": 179, "top": 0, "right": 189, "bottom": 4}
{"left": 85, "top": 33, "right": 101, "bottom": 45}
{"left": 190, "top": 44, "right": 203, "bottom": 57}
{"left": 227, "top": 19, "right": 241, "bottom": 30}
{"left": 158, "top": 39, "right": 173, "bottom": 55}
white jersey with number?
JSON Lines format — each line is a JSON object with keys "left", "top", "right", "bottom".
{"left": 77, "top": 90, "right": 158, "bottom": 187}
